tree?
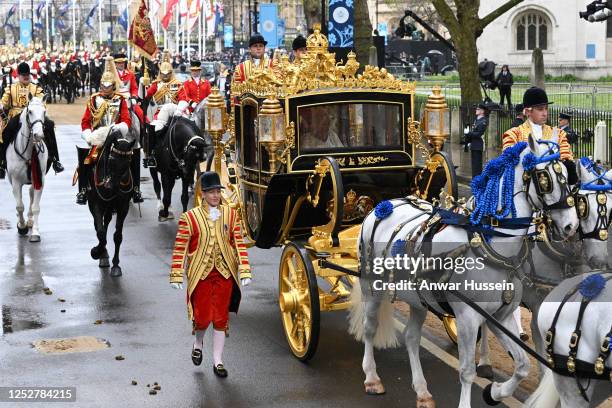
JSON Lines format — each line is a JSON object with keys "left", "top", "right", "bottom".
{"left": 431, "top": 0, "right": 525, "bottom": 105}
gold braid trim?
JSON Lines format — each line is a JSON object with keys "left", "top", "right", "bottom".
{"left": 88, "top": 93, "right": 122, "bottom": 129}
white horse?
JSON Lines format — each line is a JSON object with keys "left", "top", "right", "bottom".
{"left": 524, "top": 158, "right": 612, "bottom": 408}
{"left": 349, "top": 134, "right": 579, "bottom": 408}
{"left": 479, "top": 157, "right": 612, "bottom": 381}
{"left": 5, "top": 97, "right": 48, "bottom": 242}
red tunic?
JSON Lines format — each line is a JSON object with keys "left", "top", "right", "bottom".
{"left": 81, "top": 94, "right": 132, "bottom": 131}
{"left": 117, "top": 69, "right": 138, "bottom": 97}
{"left": 178, "top": 78, "right": 211, "bottom": 109}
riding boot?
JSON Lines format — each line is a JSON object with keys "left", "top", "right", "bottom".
{"left": 131, "top": 149, "right": 144, "bottom": 203}
{"left": 44, "top": 120, "right": 64, "bottom": 173}
{"left": 144, "top": 124, "right": 157, "bottom": 168}
{"left": 76, "top": 147, "right": 90, "bottom": 205}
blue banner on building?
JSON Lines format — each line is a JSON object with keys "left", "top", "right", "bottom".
{"left": 377, "top": 23, "right": 387, "bottom": 45}
{"left": 328, "top": 0, "right": 354, "bottom": 47}
{"left": 277, "top": 19, "right": 285, "bottom": 47}
{"left": 259, "top": 3, "right": 278, "bottom": 49}
{"left": 20, "top": 19, "right": 32, "bottom": 46}
{"left": 224, "top": 25, "right": 233, "bottom": 48}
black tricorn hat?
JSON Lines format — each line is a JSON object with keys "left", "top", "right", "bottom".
{"left": 292, "top": 35, "right": 307, "bottom": 51}
{"left": 523, "top": 86, "right": 553, "bottom": 108}
{"left": 17, "top": 62, "right": 30, "bottom": 75}
{"left": 249, "top": 33, "right": 267, "bottom": 47}
{"left": 113, "top": 53, "right": 128, "bottom": 63}
{"left": 559, "top": 112, "right": 572, "bottom": 120}
{"left": 200, "top": 172, "right": 224, "bottom": 191}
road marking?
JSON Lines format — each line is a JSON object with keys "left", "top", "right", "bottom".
{"left": 393, "top": 319, "right": 522, "bottom": 408}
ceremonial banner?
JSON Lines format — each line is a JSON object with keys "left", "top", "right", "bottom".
{"left": 129, "top": 0, "right": 158, "bottom": 59}
{"left": 328, "top": 0, "right": 354, "bottom": 47}
{"left": 20, "top": 19, "right": 32, "bottom": 46}
{"left": 259, "top": 3, "right": 278, "bottom": 48}
{"left": 223, "top": 24, "right": 232, "bottom": 48}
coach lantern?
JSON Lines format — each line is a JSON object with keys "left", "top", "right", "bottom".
{"left": 258, "top": 94, "right": 285, "bottom": 173}
{"left": 422, "top": 86, "right": 450, "bottom": 152}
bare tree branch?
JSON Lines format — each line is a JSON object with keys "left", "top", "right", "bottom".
{"left": 478, "top": 0, "right": 525, "bottom": 31}
{"left": 431, "top": 0, "right": 461, "bottom": 36}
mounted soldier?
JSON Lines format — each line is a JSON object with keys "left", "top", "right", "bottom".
{"left": 176, "top": 60, "right": 211, "bottom": 115}
{"left": 142, "top": 51, "right": 183, "bottom": 168}
{"left": 76, "top": 56, "right": 135, "bottom": 205}
{"left": 0, "top": 61, "right": 63, "bottom": 179}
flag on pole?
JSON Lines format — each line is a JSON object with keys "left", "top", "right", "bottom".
{"left": 129, "top": 0, "right": 158, "bottom": 59}
{"left": 85, "top": 1, "right": 100, "bottom": 30}
{"left": 213, "top": 2, "right": 223, "bottom": 38}
{"left": 161, "top": 0, "right": 179, "bottom": 29}
{"left": 118, "top": 7, "right": 128, "bottom": 31}
{"left": 35, "top": 0, "right": 46, "bottom": 19}
{"left": 148, "top": 0, "right": 162, "bottom": 19}
{"left": 58, "top": 0, "right": 71, "bottom": 17}
{"left": 187, "top": 0, "right": 200, "bottom": 31}
{"left": 3, "top": 3, "right": 16, "bottom": 28}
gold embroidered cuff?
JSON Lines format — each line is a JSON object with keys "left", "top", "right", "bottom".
{"left": 238, "top": 266, "right": 251, "bottom": 280}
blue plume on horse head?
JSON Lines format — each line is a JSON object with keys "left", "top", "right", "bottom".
{"left": 579, "top": 156, "right": 612, "bottom": 191}
{"left": 470, "top": 141, "right": 528, "bottom": 225}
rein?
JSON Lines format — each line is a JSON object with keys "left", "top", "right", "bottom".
{"left": 93, "top": 136, "right": 133, "bottom": 201}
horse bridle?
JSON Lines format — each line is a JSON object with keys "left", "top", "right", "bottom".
{"left": 576, "top": 163, "right": 612, "bottom": 241}
{"left": 14, "top": 103, "right": 46, "bottom": 162}
{"left": 523, "top": 140, "right": 575, "bottom": 212}
{"left": 94, "top": 137, "right": 133, "bottom": 201}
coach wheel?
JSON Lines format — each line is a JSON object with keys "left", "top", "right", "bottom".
{"left": 279, "top": 242, "right": 320, "bottom": 361}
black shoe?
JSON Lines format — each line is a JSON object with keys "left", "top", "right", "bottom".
{"left": 52, "top": 160, "right": 64, "bottom": 173}
{"left": 76, "top": 191, "right": 87, "bottom": 205}
{"left": 133, "top": 189, "right": 144, "bottom": 203}
{"left": 213, "top": 364, "right": 228, "bottom": 378}
{"left": 191, "top": 348, "right": 202, "bottom": 366}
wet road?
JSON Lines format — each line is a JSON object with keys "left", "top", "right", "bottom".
{"left": 0, "top": 125, "right": 580, "bottom": 407}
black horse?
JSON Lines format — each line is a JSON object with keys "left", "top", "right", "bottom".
{"left": 60, "top": 61, "right": 78, "bottom": 103}
{"left": 80, "top": 131, "right": 135, "bottom": 277}
{"left": 151, "top": 117, "right": 211, "bottom": 221}
{"left": 89, "top": 59, "right": 102, "bottom": 94}
{"left": 76, "top": 59, "right": 89, "bottom": 97}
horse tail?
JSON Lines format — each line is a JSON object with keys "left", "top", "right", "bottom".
{"left": 348, "top": 217, "right": 399, "bottom": 349}
{"left": 523, "top": 370, "right": 559, "bottom": 408}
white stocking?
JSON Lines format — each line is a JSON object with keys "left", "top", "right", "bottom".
{"left": 213, "top": 329, "right": 225, "bottom": 366}
{"left": 194, "top": 329, "right": 206, "bottom": 349}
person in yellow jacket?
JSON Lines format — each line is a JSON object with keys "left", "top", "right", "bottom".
{"left": 502, "top": 86, "right": 577, "bottom": 184}
{"left": 169, "top": 171, "right": 251, "bottom": 377}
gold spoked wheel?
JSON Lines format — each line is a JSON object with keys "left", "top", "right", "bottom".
{"left": 442, "top": 315, "right": 458, "bottom": 345}
{"left": 279, "top": 242, "right": 320, "bottom": 361}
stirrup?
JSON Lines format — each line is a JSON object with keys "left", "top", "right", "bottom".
{"left": 76, "top": 191, "right": 87, "bottom": 205}
{"left": 52, "top": 160, "right": 65, "bottom": 173}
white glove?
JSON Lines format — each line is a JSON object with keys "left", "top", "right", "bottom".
{"left": 241, "top": 278, "right": 251, "bottom": 287}
{"left": 81, "top": 129, "right": 92, "bottom": 145}
{"left": 191, "top": 102, "right": 197, "bottom": 109}
{"left": 464, "top": 126, "right": 470, "bottom": 135}
{"left": 171, "top": 282, "right": 183, "bottom": 290}
{"left": 175, "top": 100, "right": 189, "bottom": 115}
{"left": 0, "top": 103, "right": 4, "bottom": 111}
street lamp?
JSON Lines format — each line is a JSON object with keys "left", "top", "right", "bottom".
{"left": 422, "top": 86, "right": 449, "bottom": 152}
{"left": 204, "top": 87, "right": 227, "bottom": 173}
{"left": 258, "top": 94, "right": 285, "bottom": 173}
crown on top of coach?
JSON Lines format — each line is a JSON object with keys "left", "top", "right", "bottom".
{"left": 306, "top": 23, "right": 329, "bottom": 53}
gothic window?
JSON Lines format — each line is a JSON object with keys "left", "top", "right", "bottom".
{"left": 515, "top": 12, "right": 550, "bottom": 51}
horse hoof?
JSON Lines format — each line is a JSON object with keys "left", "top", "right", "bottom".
{"left": 364, "top": 380, "right": 385, "bottom": 395}
{"left": 158, "top": 215, "right": 169, "bottom": 222}
{"left": 416, "top": 396, "right": 436, "bottom": 408}
{"left": 29, "top": 235, "right": 40, "bottom": 243}
{"left": 476, "top": 364, "right": 495, "bottom": 380}
{"left": 99, "top": 257, "right": 110, "bottom": 268}
{"left": 110, "top": 266, "right": 122, "bottom": 277}
{"left": 17, "top": 225, "right": 29, "bottom": 236}
{"left": 166, "top": 211, "right": 175, "bottom": 220}
{"left": 482, "top": 383, "right": 501, "bottom": 406}
{"left": 26, "top": 220, "right": 33, "bottom": 228}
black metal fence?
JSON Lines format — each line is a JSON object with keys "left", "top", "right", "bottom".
{"left": 415, "top": 94, "right": 612, "bottom": 163}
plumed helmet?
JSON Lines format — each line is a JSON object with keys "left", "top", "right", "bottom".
{"left": 100, "top": 56, "right": 121, "bottom": 91}
{"left": 159, "top": 61, "right": 173, "bottom": 75}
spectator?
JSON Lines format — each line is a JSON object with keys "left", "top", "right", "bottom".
{"left": 496, "top": 64, "right": 514, "bottom": 110}
{"left": 559, "top": 112, "right": 578, "bottom": 145}
{"left": 510, "top": 103, "right": 525, "bottom": 128}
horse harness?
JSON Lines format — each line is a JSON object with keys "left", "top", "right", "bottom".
{"left": 93, "top": 137, "right": 133, "bottom": 202}
{"left": 544, "top": 272, "right": 612, "bottom": 402}
{"left": 166, "top": 118, "right": 206, "bottom": 172}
